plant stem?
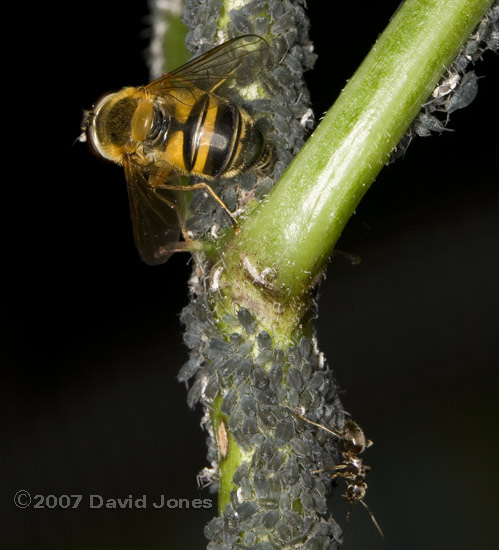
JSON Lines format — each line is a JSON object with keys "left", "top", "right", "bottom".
{"left": 149, "top": 0, "right": 189, "bottom": 77}
{"left": 214, "top": 0, "right": 493, "bottom": 512}
{"left": 219, "top": 0, "right": 493, "bottom": 328}
{"left": 167, "top": 1, "right": 496, "bottom": 546}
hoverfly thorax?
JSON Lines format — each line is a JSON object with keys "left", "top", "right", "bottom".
{"left": 131, "top": 97, "right": 155, "bottom": 142}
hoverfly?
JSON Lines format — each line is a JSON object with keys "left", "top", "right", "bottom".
{"left": 81, "top": 35, "right": 271, "bottom": 265}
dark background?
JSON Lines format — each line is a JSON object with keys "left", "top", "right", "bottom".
{"left": 3, "top": 1, "right": 498, "bottom": 548}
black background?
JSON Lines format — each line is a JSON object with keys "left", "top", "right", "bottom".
{"left": 3, "top": 2, "right": 498, "bottom": 549}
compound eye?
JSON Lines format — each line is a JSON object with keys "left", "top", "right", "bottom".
{"left": 86, "top": 93, "right": 116, "bottom": 160}
{"left": 85, "top": 91, "right": 139, "bottom": 164}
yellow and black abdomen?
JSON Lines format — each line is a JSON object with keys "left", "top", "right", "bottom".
{"left": 150, "top": 93, "right": 267, "bottom": 179}
{"left": 184, "top": 94, "right": 266, "bottom": 179}
{"left": 172, "top": 95, "right": 266, "bottom": 178}
{"left": 183, "top": 94, "right": 240, "bottom": 178}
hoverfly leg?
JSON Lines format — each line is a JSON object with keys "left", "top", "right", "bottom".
{"left": 188, "top": 182, "right": 239, "bottom": 231}
{"left": 154, "top": 240, "right": 208, "bottom": 260}
{"left": 157, "top": 181, "right": 239, "bottom": 232}
{"left": 150, "top": 186, "right": 190, "bottom": 242}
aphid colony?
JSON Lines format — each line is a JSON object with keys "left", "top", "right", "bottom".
{"left": 391, "top": 5, "right": 498, "bottom": 162}
{"left": 180, "top": 298, "right": 381, "bottom": 546}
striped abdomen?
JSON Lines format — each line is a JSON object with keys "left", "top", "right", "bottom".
{"left": 153, "top": 93, "right": 267, "bottom": 179}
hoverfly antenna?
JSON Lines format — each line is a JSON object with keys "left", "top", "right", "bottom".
{"left": 73, "top": 110, "right": 90, "bottom": 147}
{"left": 78, "top": 109, "right": 92, "bottom": 143}
{"left": 72, "top": 133, "right": 86, "bottom": 147}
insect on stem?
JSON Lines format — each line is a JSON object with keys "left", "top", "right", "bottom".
{"left": 290, "top": 407, "right": 384, "bottom": 540}
{"left": 82, "top": 35, "right": 270, "bottom": 264}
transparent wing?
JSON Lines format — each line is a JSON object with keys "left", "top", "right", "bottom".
{"left": 123, "top": 158, "right": 185, "bottom": 265}
{"left": 145, "top": 35, "right": 269, "bottom": 109}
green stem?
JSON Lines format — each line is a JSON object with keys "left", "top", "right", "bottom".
{"left": 220, "top": 0, "right": 493, "bottom": 328}
{"left": 213, "top": 0, "right": 493, "bottom": 513}
{"left": 149, "top": 0, "right": 190, "bottom": 76}
{"left": 211, "top": 395, "right": 244, "bottom": 515}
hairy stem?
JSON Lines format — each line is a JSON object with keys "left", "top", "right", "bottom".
{"left": 213, "top": 0, "right": 494, "bottom": 517}
{"left": 220, "top": 0, "right": 494, "bottom": 316}
{"left": 154, "top": 0, "right": 496, "bottom": 548}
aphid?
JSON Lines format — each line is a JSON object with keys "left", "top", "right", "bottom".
{"left": 221, "top": 389, "right": 237, "bottom": 415}
{"left": 263, "top": 509, "right": 279, "bottom": 528}
{"left": 280, "top": 457, "right": 300, "bottom": 485}
{"left": 294, "top": 410, "right": 384, "bottom": 540}
{"left": 257, "top": 330, "right": 272, "bottom": 351}
{"left": 237, "top": 308, "right": 256, "bottom": 334}
{"left": 413, "top": 113, "right": 448, "bottom": 137}
{"left": 289, "top": 436, "right": 309, "bottom": 457}
{"left": 241, "top": 394, "right": 257, "bottom": 416}
{"left": 81, "top": 36, "right": 271, "bottom": 265}
{"left": 287, "top": 368, "right": 303, "bottom": 391}
{"left": 274, "top": 418, "right": 295, "bottom": 446}
{"left": 233, "top": 359, "right": 252, "bottom": 385}
{"left": 269, "top": 450, "right": 283, "bottom": 471}
{"left": 236, "top": 500, "right": 257, "bottom": 521}
{"left": 232, "top": 462, "right": 250, "bottom": 485}
{"left": 259, "top": 437, "right": 275, "bottom": 460}
{"left": 445, "top": 71, "right": 479, "bottom": 114}
{"left": 432, "top": 73, "right": 461, "bottom": 98}
{"left": 230, "top": 10, "right": 251, "bottom": 33}
{"left": 254, "top": 471, "right": 270, "bottom": 497}
{"left": 255, "top": 349, "right": 273, "bottom": 366}
{"left": 177, "top": 358, "right": 200, "bottom": 382}
{"left": 231, "top": 427, "right": 251, "bottom": 450}
{"left": 242, "top": 414, "right": 258, "bottom": 437}
{"left": 299, "top": 336, "right": 311, "bottom": 359}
